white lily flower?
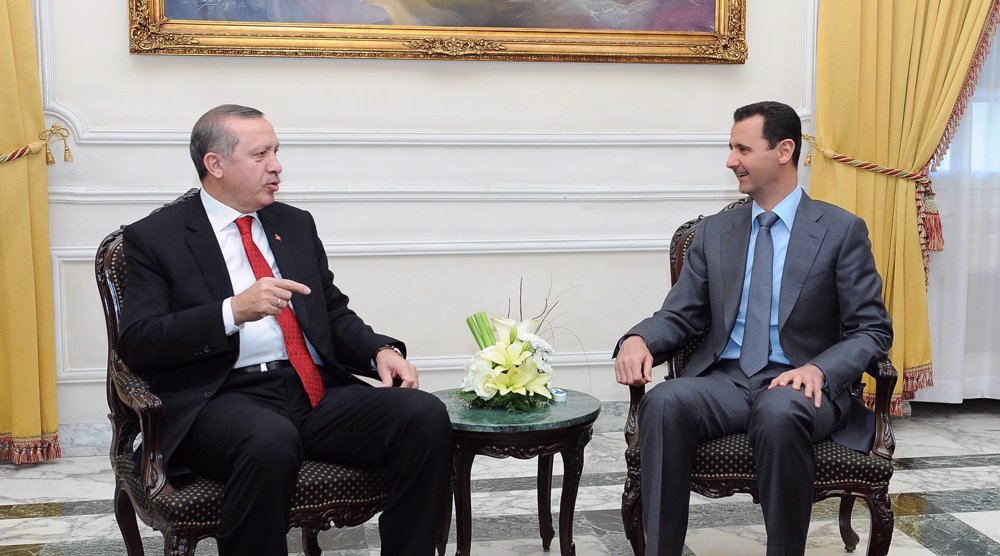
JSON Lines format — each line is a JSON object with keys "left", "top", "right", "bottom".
{"left": 494, "top": 317, "right": 538, "bottom": 344}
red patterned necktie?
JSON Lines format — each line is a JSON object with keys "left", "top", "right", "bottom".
{"left": 234, "top": 216, "right": 324, "bottom": 407}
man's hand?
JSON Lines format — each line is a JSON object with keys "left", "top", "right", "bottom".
{"left": 376, "top": 348, "right": 419, "bottom": 389}
{"left": 232, "top": 277, "right": 311, "bottom": 325}
{"left": 768, "top": 363, "right": 826, "bottom": 408}
{"left": 615, "top": 335, "right": 653, "bottom": 386}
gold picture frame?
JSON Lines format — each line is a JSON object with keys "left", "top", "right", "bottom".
{"left": 129, "top": 0, "right": 747, "bottom": 64}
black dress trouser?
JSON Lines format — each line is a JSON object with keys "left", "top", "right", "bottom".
{"left": 173, "top": 367, "right": 453, "bottom": 556}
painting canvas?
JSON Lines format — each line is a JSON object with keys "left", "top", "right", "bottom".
{"left": 131, "top": 0, "right": 746, "bottom": 63}
{"left": 164, "top": 0, "right": 717, "bottom": 32}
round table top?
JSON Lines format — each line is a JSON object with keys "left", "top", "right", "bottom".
{"left": 433, "top": 389, "right": 602, "bottom": 433}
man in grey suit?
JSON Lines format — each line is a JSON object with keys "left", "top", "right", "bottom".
{"left": 614, "top": 101, "right": 892, "bottom": 556}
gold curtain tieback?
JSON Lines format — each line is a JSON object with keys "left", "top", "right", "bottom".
{"left": 801, "top": 134, "right": 943, "bottom": 275}
{"left": 0, "top": 124, "right": 74, "bottom": 165}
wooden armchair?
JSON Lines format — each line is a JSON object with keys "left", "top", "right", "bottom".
{"left": 95, "top": 189, "right": 390, "bottom": 556}
{"left": 621, "top": 198, "right": 898, "bottom": 556}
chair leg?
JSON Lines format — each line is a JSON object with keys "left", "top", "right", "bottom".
{"left": 864, "top": 486, "right": 894, "bottom": 556}
{"left": 113, "top": 486, "right": 145, "bottom": 556}
{"left": 163, "top": 532, "right": 197, "bottom": 556}
{"left": 622, "top": 470, "right": 645, "bottom": 556}
{"left": 629, "top": 502, "right": 646, "bottom": 556}
{"left": 302, "top": 527, "right": 322, "bottom": 556}
{"left": 838, "top": 496, "right": 860, "bottom": 553}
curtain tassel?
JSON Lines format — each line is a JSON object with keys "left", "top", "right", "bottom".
{"left": 39, "top": 124, "right": 72, "bottom": 165}
{"left": 922, "top": 192, "right": 944, "bottom": 252}
{"left": 1, "top": 434, "right": 62, "bottom": 464}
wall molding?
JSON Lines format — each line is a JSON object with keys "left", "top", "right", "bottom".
{"left": 802, "top": 0, "right": 818, "bottom": 134}
{"left": 56, "top": 348, "right": 613, "bottom": 385}
{"left": 47, "top": 183, "right": 742, "bottom": 204}
{"left": 53, "top": 231, "right": 677, "bottom": 266}
{"left": 51, "top": 248, "right": 93, "bottom": 383}
{"left": 33, "top": 0, "right": 818, "bottom": 148}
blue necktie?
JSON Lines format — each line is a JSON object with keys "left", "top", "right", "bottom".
{"left": 740, "top": 211, "right": 779, "bottom": 376}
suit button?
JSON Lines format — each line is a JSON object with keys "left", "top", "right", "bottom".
{"left": 203, "top": 345, "right": 213, "bottom": 353}
{"left": 204, "top": 391, "right": 213, "bottom": 398}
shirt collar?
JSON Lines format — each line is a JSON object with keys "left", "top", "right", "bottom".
{"left": 751, "top": 185, "right": 803, "bottom": 231}
{"left": 200, "top": 188, "right": 257, "bottom": 233}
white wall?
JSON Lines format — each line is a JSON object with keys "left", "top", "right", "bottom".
{"left": 39, "top": 0, "right": 817, "bottom": 427}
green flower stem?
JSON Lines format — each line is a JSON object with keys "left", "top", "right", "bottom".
{"left": 466, "top": 315, "right": 486, "bottom": 349}
{"left": 474, "top": 312, "right": 497, "bottom": 346}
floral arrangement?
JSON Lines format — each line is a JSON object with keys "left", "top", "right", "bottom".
{"left": 457, "top": 311, "right": 555, "bottom": 411}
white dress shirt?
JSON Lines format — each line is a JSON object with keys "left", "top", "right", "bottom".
{"left": 200, "top": 189, "right": 321, "bottom": 368}
{"left": 718, "top": 185, "right": 804, "bottom": 365}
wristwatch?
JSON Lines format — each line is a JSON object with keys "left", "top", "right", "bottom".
{"left": 371, "top": 344, "right": 403, "bottom": 370}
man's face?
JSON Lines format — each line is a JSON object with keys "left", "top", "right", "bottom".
{"left": 726, "top": 115, "right": 786, "bottom": 198}
{"left": 210, "top": 116, "right": 283, "bottom": 214}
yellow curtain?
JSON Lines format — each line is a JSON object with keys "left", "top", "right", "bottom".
{"left": 811, "top": 0, "right": 999, "bottom": 414}
{"left": 0, "top": 0, "right": 60, "bottom": 463}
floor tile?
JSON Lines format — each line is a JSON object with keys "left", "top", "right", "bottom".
{"left": 952, "top": 510, "right": 1000, "bottom": 545}
{"left": 2, "top": 400, "right": 998, "bottom": 554}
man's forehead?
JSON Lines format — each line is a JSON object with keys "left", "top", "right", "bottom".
{"left": 730, "top": 116, "right": 766, "bottom": 141}
{"left": 227, "top": 117, "right": 278, "bottom": 147}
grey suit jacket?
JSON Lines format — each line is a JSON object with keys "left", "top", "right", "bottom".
{"left": 620, "top": 193, "right": 892, "bottom": 451}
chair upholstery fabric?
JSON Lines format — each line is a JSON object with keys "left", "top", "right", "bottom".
{"left": 620, "top": 198, "right": 898, "bottom": 556}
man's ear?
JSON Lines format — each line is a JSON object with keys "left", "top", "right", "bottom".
{"left": 775, "top": 138, "right": 795, "bottom": 165}
{"left": 204, "top": 152, "right": 224, "bottom": 179}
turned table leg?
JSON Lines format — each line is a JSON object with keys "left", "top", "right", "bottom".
{"left": 454, "top": 444, "right": 476, "bottom": 556}
{"left": 538, "top": 454, "right": 556, "bottom": 550}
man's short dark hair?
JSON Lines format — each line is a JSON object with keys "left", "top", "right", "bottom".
{"left": 733, "top": 101, "right": 802, "bottom": 167}
{"left": 190, "top": 104, "right": 265, "bottom": 180}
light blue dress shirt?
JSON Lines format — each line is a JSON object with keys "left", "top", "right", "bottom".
{"left": 718, "top": 186, "right": 804, "bottom": 365}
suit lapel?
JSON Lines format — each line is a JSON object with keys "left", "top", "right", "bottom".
{"left": 184, "top": 199, "right": 234, "bottom": 301}
{"left": 257, "top": 207, "right": 312, "bottom": 328}
{"left": 720, "top": 208, "right": 751, "bottom": 332}
{"left": 779, "top": 194, "right": 826, "bottom": 327}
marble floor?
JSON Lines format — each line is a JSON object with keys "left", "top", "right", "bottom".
{"left": 2, "top": 399, "right": 1000, "bottom": 555}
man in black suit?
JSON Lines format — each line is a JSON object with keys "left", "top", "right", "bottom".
{"left": 614, "top": 101, "right": 892, "bottom": 556}
{"left": 118, "top": 104, "right": 452, "bottom": 555}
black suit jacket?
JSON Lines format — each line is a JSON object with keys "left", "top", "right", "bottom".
{"left": 619, "top": 194, "right": 892, "bottom": 451}
{"left": 117, "top": 193, "right": 401, "bottom": 466}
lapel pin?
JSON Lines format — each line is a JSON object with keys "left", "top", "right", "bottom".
{"left": 274, "top": 234, "right": 282, "bottom": 242}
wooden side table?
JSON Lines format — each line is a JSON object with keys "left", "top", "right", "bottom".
{"left": 433, "top": 389, "right": 602, "bottom": 556}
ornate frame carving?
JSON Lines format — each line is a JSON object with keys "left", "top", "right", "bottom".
{"left": 128, "top": 0, "right": 747, "bottom": 64}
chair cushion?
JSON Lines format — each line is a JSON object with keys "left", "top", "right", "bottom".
{"left": 114, "top": 454, "right": 389, "bottom": 527}
{"left": 625, "top": 432, "right": 892, "bottom": 487}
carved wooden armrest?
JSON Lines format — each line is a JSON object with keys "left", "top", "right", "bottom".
{"left": 864, "top": 357, "right": 898, "bottom": 461}
{"left": 623, "top": 356, "right": 680, "bottom": 451}
{"left": 624, "top": 384, "right": 646, "bottom": 451}
{"left": 111, "top": 358, "right": 171, "bottom": 498}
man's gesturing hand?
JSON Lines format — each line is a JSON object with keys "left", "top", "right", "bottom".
{"left": 232, "top": 277, "right": 311, "bottom": 325}
{"left": 615, "top": 335, "right": 653, "bottom": 386}
{"left": 768, "top": 363, "right": 826, "bottom": 408}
